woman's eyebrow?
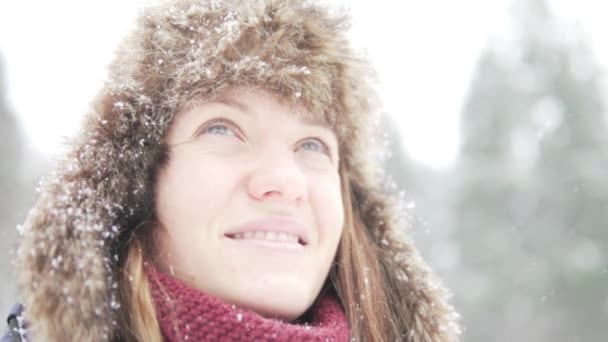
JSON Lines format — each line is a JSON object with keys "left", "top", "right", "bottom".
{"left": 298, "top": 115, "right": 335, "bottom": 136}
{"left": 212, "top": 97, "right": 334, "bottom": 137}
{"left": 215, "top": 97, "right": 250, "bottom": 113}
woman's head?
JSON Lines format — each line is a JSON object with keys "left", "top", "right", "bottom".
{"left": 152, "top": 87, "right": 344, "bottom": 320}
{"left": 16, "top": 1, "right": 460, "bottom": 341}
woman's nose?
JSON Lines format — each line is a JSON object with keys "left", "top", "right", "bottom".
{"left": 246, "top": 147, "right": 308, "bottom": 206}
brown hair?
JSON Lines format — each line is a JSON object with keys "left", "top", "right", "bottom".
{"left": 331, "top": 166, "right": 395, "bottom": 341}
{"left": 118, "top": 239, "right": 163, "bottom": 342}
{"left": 117, "top": 163, "right": 398, "bottom": 342}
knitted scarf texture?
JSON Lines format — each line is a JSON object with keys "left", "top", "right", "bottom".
{"left": 146, "top": 266, "right": 350, "bottom": 341}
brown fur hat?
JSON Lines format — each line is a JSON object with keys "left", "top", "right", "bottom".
{"left": 15, "top": 0, "right": 461, "bottom": 340}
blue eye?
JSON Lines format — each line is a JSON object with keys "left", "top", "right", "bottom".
{"left": 201, "top": 118, "right": 238, "bottom": 137}
{"left": 207, "top": 124, "right": 234, "bottom": 135}
{"left": 298, "top": 138, "right": 329, "bottom": 155}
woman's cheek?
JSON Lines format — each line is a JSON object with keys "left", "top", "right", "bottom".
{"left": 312, "top": 173, "right": 344, "bottom": 239}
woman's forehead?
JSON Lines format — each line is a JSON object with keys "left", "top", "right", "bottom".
{"left": 197, "top": 88, "right": 334, "bottom": 131}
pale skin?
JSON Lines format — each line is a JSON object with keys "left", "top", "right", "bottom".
{"left": 154, "top": 87, "right": 344, "bottom": 321}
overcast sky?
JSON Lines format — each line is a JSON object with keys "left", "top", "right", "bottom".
{"left": 0, "top": 0, "right": 606, "bottom": 169}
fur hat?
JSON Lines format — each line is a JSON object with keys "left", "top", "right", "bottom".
{"left": 16, "top": 0, "right": 460, "bottom": 340}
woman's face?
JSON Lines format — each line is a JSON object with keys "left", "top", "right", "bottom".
{"left": 154, "top": 88, "right": 344, "bottom": 320}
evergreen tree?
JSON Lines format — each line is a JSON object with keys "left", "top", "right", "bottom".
{"left": 453, "top": 0, "right": 608, "bottom": 340}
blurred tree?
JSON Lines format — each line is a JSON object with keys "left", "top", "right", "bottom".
{"left": 0, "top": 53, "right": 22, "bottom": 193}
{"left": 381, "top": 113, "right": 424, "bottom": 194}
{"left": 381, "top": 113, "right": 460, "bottom": 276}
{"left": 452, "top": 0, "right": 608, "bottom": 340}
{"left": 0, "top": 52, "right": 23, "bottom": 311}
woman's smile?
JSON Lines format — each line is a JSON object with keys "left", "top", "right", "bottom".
{"left": 223, "top": 216, "right": 309, "bottom": 253}
{"left": 223, "top": 216, "right": 310, "bottom": 245}
{"left": 225, "top": 236, "right": 306, "bottom": 253}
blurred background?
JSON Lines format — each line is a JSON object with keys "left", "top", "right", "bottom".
{"left": 1, "top": 0, "right": 606, "bottom": 340}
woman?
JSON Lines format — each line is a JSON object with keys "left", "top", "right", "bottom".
{"left": 8, "top": 0, "right": 461, "bottom": 341}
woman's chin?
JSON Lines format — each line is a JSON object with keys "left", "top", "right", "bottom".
{"left": 226, "top": 286, "right": 317, "bottom": 322}
{"left": 246, "top": 302, "right": 306, "bottom": 322}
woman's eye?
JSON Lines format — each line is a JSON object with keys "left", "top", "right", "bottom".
{"left": 298, "top": 138, "right": 329, "bottom": 155}
{"left": 206, "top": 124, "right": 234, "bottom": 136}
{"left": 200, "top": 118, "right": 238, "bottom": 137}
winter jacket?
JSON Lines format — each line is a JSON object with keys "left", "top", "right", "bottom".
{"left": 1, "top": 304, "right": 25, "bottom": 342}
{"left": 13, "top": 0, "right": 461, "bottom": 341}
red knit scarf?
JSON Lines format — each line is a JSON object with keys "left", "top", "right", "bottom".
{"left": 146, "top": 266, "right": 350, "bottom": 341}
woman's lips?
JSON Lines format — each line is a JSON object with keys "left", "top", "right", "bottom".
{"left": 224, "top": 216, "right": 309, "bottom": 246}
{"left": 225, "top": 237, "right": 306, "bottom": 253}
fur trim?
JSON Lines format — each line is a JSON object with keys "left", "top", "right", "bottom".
{"left": 16, "top": 0, "right": 460, "bottom": 340}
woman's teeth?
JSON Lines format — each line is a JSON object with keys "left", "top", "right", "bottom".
{"left": 232, "top": 231, "right": 300, "bottom": 244}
